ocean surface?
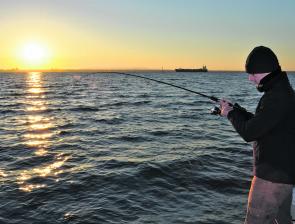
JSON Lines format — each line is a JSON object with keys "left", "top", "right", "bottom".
{"left": 1, "top": 71, "right": 295, "bottom": 224}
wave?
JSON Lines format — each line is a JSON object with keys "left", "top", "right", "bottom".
{"left": 148, "top": 130, "right": 171, "bottom": 136}
{"left": 58, "top": 129, "right": 105, "bottom": 136}
{"left": 102, "top": 100, "right": 151, "bottom": 107}
{"left": 111, "top": 135, "right": 151, "bottom": 142}
{"left": 139, "top": 162, "right": 248, "bottom": 194}
{"left": 67, "top": 106, "right": 100, "bottom": 112}
{"left": 0, "top": 109, "right": 18, "bottom": 114}
{"left": 94, "top": 117, "right": 124, "bottom": 125}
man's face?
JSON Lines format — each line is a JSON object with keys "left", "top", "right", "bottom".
{"left": 248, "top": 73, "right": 270, "bottom": 86}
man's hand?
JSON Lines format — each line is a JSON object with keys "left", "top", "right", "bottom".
{"left": 219, "top": 99, "right": 233, "bottom": 117}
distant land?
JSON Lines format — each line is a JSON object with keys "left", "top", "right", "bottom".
{"left": 0, "top": 68, "right": 294, "bottom": 73}
{"left": 0, "top": 68, "right": 243, "bottom": 73}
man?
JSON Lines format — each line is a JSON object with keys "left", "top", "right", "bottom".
{"left": 220, "top": 46, "right": 295, "bottom": 224}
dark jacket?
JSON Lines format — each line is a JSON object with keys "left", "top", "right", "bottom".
{"left": 228, "top": 72, "right": 295, "bottom": 184}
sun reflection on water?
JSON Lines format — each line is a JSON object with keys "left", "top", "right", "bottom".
{"left": 24, "top": 133, "right": 54, "bottom": 140}
{"left": 16, "top": 72, "right": 67, "bottom": 192}
{"left": 27, "top": 115, "right": 54, "bottom": 130}
{"left": 23, "top": 72, "right": 53, "bottom": 154}
{"left": 17, "top": 154, "right": 70, "bottom": 192}
{"left": 19, "top": 184, "right": 47, "bottom": 192}
{"left": 28, "top": 87, "right": 45, "bottom": 94}
{"left": 0, "top": 170, "right": 7, "bottom": 178}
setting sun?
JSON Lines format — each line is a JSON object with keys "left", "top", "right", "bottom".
{"left": 19, "top": 42, "right": 51, "bottom": 69}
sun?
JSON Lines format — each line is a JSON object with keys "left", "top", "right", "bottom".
{"left": 20, "top": 42, "right": 51, "bottom": 68}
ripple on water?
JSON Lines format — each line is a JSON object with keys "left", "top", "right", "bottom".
{"left": 2, "top": 72, "right": 289, "bottom": 223}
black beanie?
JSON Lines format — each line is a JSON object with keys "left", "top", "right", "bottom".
{"left": 245, "top": 46, "right": 280, "bottom": 74}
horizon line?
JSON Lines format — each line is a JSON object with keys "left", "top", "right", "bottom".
{"left": 0, "top": 69, "right": 245, "bottom": 73}
{"left": 1, "top": 68, "right": 295, "bottom": 73}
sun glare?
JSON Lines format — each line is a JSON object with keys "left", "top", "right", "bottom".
{"left": 20, "top": 42, "right": 51, "bottom": 68}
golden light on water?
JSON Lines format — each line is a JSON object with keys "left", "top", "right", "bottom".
{"left": 24, "top": 133, "right": 54, "bottom": 140}
{"left": 26, "top": 72, "right": 45, "bottom": 93}
{"left": 17, "top": 155, "right": 70, "bottom": 192}
{"left": 26, "top": 105, "right": 47, "bottom": 112}
{"left": 23, "top": 72, "right": 52, "bottom": 150}
{"left": 19, "top": 184, "right": 47, "bottom": 193}
{"left": 15, "top": 72, "right": 68, "bottom": 192}
{"left": 25, "top": 139, "right": 50, "bottom": 147}
{"left": 0, "top": 170, "right": 7, "bottom": 178}
{"left": 29, "top": 123, "right": 53, "bottom": 130}
{"left": 34, "top": 148, "right": 48, "bottom": 156}
{"left": 28, "top": 88, "right": 45, "bottom": 94}
{"left": 23, "top": 75, "right": 53, "bottom": 147}
{"left": 27, "top": 116, "right": 53, "bottom": 130}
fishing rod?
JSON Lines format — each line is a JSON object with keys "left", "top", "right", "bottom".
{"left": 90, "top": 71, "right": 225, "bottom": 115}
{"left": 102, "top": 72, "right": 220, "bottom": 102}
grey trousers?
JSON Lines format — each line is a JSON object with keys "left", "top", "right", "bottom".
{"left": 245, "top": 176, "right": 293, "bottom": 224}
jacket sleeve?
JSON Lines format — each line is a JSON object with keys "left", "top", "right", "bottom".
{"left": 227, "top": 94, "right": 287, "bottom": 142}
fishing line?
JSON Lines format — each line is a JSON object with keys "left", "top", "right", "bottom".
{"left": 94, "top": 71, "right": 220, "bottom": 103}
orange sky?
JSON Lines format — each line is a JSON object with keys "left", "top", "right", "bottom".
{"left": 0, "top": 0, "right": 295, "bottom": 71}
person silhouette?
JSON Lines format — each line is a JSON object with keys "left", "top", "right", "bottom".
{"left": 220, "top": 46, "right": 295, "bottom": 224}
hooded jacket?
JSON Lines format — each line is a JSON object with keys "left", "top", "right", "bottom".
{"left": 228, "top": 72, "right": 295, "bottom": 184}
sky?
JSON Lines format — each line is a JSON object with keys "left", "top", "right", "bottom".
{"left": 0, "top": 0, "right": 294, "bottom": 71}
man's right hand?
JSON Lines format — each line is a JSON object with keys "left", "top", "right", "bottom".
{"left": 219, "top": 99, "right": 234, "bottom": 117}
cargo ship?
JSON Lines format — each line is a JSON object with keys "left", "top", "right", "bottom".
{"left": 175, "top": 65, "right": 208, "bottom": 72}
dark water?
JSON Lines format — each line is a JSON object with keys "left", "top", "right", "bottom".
{"left": 1, "top": 71, "right": 295, "bottom": 224}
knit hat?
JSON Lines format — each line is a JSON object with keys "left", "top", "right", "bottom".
{"left": 245, "top": 46, "right": 280, "bottom": 74}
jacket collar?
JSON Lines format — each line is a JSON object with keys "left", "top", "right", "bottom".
{"left": 257, "top": 69, "right": 287, "bottom": 92}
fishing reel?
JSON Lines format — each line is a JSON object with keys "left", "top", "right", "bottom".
{"left": 210, "top": 106, "right": 221, "bottom": 115}
{"left": 210, "top": 103, "right": 246, "bottom": 116}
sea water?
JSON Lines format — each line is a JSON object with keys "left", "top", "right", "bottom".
{"left": 1, "top": 71, "right": 295, "bottom": 224}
